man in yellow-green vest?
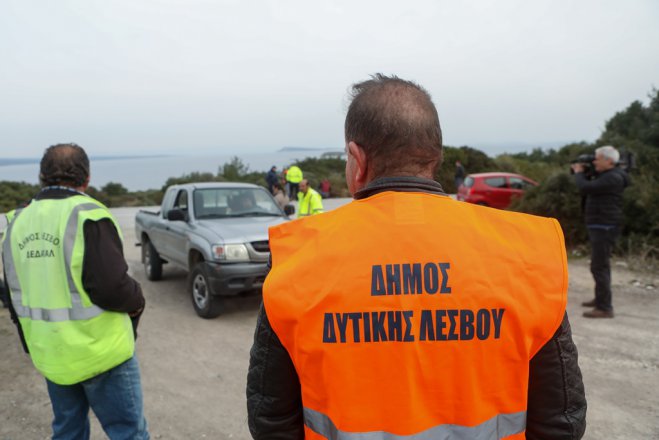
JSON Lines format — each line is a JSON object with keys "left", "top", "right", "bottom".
{"left": 2, "top": 143, "right": 149, "bottom": 440}
{"left": 286, "top": 165, "right": 303, "bottom": 199}
{"left": 297, "top": 179, "right": 324, "bottom": 217}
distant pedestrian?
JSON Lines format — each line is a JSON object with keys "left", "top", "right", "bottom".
{"left": 281, "top": 167, "right": 289, "bottom": 195}
{"left": 318, "top": 178, "right": 331, "bottom": 198}
{"left": 272, "top": 183, "right": 290, "bottom": 210}
{"left": 454, "top": 160, "right": 465, "bottom": 190}
{"left": 297, "top": 179, "right": 324, "bottom": 217}
{"left": 286, "top": 165, "right": 303, "bottom": 199}
{"left": 2, "top": 143, "right": 149, "bottom": 439}
{"left": 266, "top": 166, "right": 279, "bottom": 194}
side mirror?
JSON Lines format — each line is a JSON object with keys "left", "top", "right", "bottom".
{"left": 167, "top": 208, "right": 187, "bottom": 222}
{"left": 284, "top": 204, "right": 295, "bottom": 216}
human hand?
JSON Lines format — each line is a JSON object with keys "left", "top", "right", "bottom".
{"left": 571, "top": 163, "right": 584, "bottom": 173}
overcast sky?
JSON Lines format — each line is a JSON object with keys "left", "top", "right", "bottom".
{"left": 1, "top": 0, "right": 657, "bottom": 158}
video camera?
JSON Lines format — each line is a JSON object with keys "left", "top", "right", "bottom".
{"left": 570, "top": 149, "right": 635, "bottom": 180}
{"left": 570, "top": 154, "right": 596, "bottom": 179}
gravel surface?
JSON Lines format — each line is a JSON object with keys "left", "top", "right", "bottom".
{"left": 1, "top": 200, "right": 657, "bottom": 439}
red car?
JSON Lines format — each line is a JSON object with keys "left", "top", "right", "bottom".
{"left": 456, "top": 172, "right": 538, "bottom": 209}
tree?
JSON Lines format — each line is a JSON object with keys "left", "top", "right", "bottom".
{"left": 0, "top": 181, "right": 39, "bottom": 213}
{"left": 101, "top": 182, "right": 128, "bottom": 196}
{"left": 509, "top": 172, "right": 586, "bottom": 247}
{"left": 219, "top": 156, "right": 250, "bottom": 181}
{"left": 161, "top": 172, "right": 218, "bottom": 192}
{"left": 436, "top": 146, "right": 498, "bottom": 193}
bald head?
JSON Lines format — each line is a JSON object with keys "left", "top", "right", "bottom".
{"left": 39, "top": 143, "right": 90, "bottom": 188}
{"left": 299, "top": 179, "right": 310, "bottom": 194}
{"left": 344, "top": 74, "right": 443, "bottom": 180}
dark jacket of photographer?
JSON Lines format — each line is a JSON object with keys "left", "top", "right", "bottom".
{"left": 247, "top": 177, "right": 587, "bottom": 440}
{"left": 574, "top": 167, "right": 629, "bottom": 225}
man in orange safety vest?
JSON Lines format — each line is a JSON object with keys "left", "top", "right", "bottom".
{"left": 247, "top": 74, "right": 586, "bottom": 440}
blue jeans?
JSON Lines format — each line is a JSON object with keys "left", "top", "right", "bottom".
{"left": 46, "top": 356, "right": 149, "bottom": 440}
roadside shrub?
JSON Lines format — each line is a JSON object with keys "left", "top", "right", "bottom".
{"left": 509, "top": 172, "right": 586, "bottom": 247}
{"left": 493, "top": 154, "right": 558, "bottom": 183}
{"left": 288, "top": 156, "right": 349, "bottom": 197}
{"left": 0, "top": 181, "right": 40, "bottom": 213}
{"left": 161, "top": 172, "right": 219, "bottom": 192}
{"left": 436, "top": 146, "right": 498, "bottom": 193}
{"left": 621, "top": 172, "right": 659, "bottom": 258}
{"left": 101, "top": 182, "right": 129, "bottom": 197}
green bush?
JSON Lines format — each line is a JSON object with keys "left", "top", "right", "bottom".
{"left": 288, "top": 156, "right": 348, "bottom": 197}
{"left": 436, "top": 146, "right": 498, "bottom": 193}
{"left": 509, "top": 88, "right": 659, "bottom": 258}
{"left": 509, "top": 172, "right": 586, "bottom": 247}
{"left": 0, "top": 181, "right": 40, "bottom": 213}
{"left": 102, "top": 182, "right": 128, "bottom": 196}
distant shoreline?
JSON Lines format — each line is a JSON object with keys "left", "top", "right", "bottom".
{"left": 0, "top": 154, "right": 172, "bottom": 167}
{"left": 0, "top": 149, "right": 337, "bottom": 166}
{"left": 0, "top": 150, "right": 336, "bottom": 191}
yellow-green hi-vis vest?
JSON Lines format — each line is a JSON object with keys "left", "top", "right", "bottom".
{"left": 2, "top": 195, "right": 134, "bottom": 385}
{"left": 298, "top": 188, "right": 324, "bottom": 217}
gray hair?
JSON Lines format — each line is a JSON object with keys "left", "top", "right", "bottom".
{"left": 595, "top": 145, "right": 619, "bottom": 164}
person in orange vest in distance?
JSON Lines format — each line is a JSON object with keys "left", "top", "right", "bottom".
{"left": 247, "top": 74, "right": 587, "bottom": 439}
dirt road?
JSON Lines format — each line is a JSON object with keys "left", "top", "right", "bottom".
{"left": 1, "top": 202, "right": 657, "bottom": 439}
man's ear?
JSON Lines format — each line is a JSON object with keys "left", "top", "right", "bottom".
{"left": 80, "top": 176, "right": 90, "bottom": 191}
{"left": 348, "top": 141, "right": 368, "bottom": 185}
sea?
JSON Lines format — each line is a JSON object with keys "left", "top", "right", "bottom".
{"left": 0, "top": 150, "right": 343, "bottom": 191}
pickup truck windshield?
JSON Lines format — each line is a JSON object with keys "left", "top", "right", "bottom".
{"left": 193, "top": 188, "right": 282, "bottom": 219}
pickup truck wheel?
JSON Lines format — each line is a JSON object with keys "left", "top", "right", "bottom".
{"left": 190, "top": 263, "right": 222, "bottom": 319}
{"left": 143, "top": 239, "right": 163, "bottom": 281}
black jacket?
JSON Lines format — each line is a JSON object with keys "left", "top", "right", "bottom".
{"left": 266, "top": 170, "right": 279, "bottom": 188}
{"left": 5, "top": 187, "right": 145, "bottom": 353}
{"left": 574, "top": 167, "right": 629, "bottom": 225}
{"left": 247, "top": 177, "right": 586, "bottom": 440}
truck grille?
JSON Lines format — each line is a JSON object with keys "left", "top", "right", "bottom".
{"left": 251, "top": 240, "right": 270, "bottom": 253}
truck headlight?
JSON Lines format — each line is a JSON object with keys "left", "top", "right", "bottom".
{"left": 212, "top": 244, "right": 249, "bottom": 262}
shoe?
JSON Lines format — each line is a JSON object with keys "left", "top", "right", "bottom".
{"left": 583, "top": 308, "right": 614, "bottom": 318}
{"left": 581, "top": 299, "right": 596, "bottom": 307}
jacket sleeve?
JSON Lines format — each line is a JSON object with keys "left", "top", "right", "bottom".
{"left": 3, "top": 270, "right": 29, "bottom": 353}
{"left": 82, "top": 219, "right": 145, "bottom": 319}
{"left": 311, "top": 193, "right": 324, "bottom": 215}
{"left": 526, "top": 312, "right": 587, "bottom": 439}
{"left": 246, "top": 303, "right": 304, "bottom": 440}
{"left": 574, "top": 170, "right": 623, "bottom": 196}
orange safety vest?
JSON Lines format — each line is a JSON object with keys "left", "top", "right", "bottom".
{"left": 264, "top": 191, "right": 568, "bottom": 440}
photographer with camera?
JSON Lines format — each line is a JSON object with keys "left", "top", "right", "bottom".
{"left": 571, "top": 145, "right": 629, "bottom": 318}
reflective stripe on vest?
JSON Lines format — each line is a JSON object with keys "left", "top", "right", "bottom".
{"left": 304, "top": 407, "right": 526, "bottom": 440}
{"left": 3, "top": 196, "right": 135, "bottom": 385}
{"left": 3, "top": 202, "right": 104, "bottom": 322}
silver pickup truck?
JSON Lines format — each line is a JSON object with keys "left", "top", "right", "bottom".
{"left": 135, "top": 182, "right": 293, "bottom": 318}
